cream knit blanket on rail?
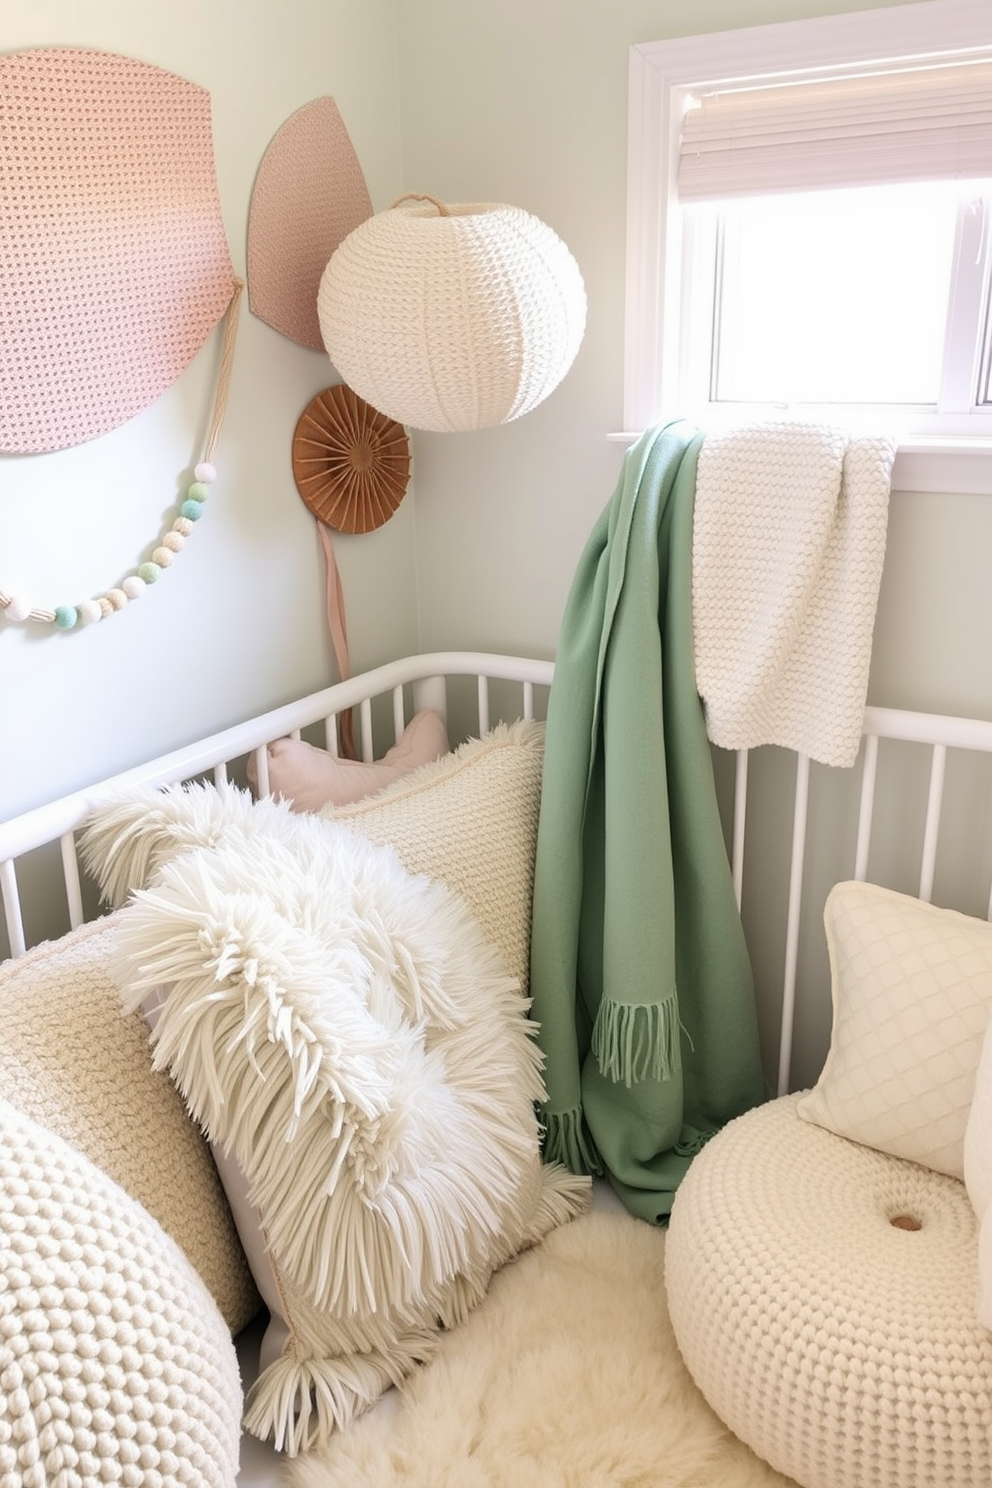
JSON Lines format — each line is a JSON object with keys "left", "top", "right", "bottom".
{"left": 691, "top": 422, "right": 897, "bottom": 768}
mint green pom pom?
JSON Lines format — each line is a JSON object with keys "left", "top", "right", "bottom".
{"left": 180, "top": 499, "right": 204, "bottom": 521}
{"left": 186, "top": 481, "right": 209, "bottom": 502}
{"left": 137, "top": 562, "right": 161, "bottom": 584}
{"left": 54, "top": 606, "right": 78, "bottom": 630}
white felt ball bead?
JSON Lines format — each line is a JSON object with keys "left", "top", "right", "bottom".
{"left": 162, "top": 531, "right": 185, "bottom": 553}
{"left": 122, "top": 576, "right": 147, "bottom": 600}
{"left": 4, "top": 595, "right": 32, "bottom": 622}
{"left": 194, "top": 461, "right": 217, "bottom": 483}
{"left": 77, "top": 599, "right": 103, "bottom": 625}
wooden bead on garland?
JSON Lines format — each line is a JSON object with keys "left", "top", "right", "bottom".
{"left": 4, "top": 469, "right": 215, "bottom": 630}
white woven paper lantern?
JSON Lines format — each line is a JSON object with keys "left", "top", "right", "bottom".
{"left": 317, "top": 195, "right": 586, "bottom": 432}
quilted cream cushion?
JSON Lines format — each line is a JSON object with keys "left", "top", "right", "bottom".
{"left": 0, "top": 1099, "right": 242, "bottom": 1488}
{"left": 0, "top": 917, "right": 258, "bottom": 1333}
{"left": 964, "top": 1013, "right": 992, "bottom": 1327}
{"left": 667, "top": 1093, "right": 992, "bottom": 1488}
{"left": 796, "top": 880, "right": 992, "bottom": 1179}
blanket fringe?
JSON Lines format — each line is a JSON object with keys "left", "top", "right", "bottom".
{"left": 591, "top": 993, "right": 681, "bottom": 1088}
{"left": 540, "top": 1104, "right": 602, "bottom": 1175}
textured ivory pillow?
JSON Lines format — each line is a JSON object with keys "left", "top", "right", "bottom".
{"left": 964, "top": 1015, "right": 992, "bottom": 1327}
{"left": 0, "top": 1099, "right": 243, "bottom": 1488}
{"left": 247, "top": 708, "right": 449, "bottom": 812}
{"left": 797, "top": 880, "right": 992, "bottom": 1179}
{"left": 0, "top": 916, "right": 258, "bottom": 1333}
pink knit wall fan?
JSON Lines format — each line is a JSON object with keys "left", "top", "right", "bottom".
{"left": 247, "top": 97, "right": 373, "bottom": 350}
{"left": 0, "top": 47, "right": 237, "bottom": 455}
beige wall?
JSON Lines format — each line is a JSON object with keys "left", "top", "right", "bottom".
{"left": 0, "top": 0, "right": 417, "bottom": 820}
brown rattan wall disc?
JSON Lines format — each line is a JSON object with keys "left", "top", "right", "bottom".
{"left": 292, "top": 384, "right": 410, "bottom": 535}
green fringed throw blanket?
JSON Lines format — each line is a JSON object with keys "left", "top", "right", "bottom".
{"left": 529, "top": 420, "right": 767, "bottom": 1223}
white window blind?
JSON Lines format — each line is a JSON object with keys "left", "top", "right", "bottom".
{"left": 678, "top": 58, "right": 992, "bottom": 201}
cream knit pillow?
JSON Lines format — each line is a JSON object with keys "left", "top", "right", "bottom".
{"left": 0, "top": 916, "right": 258, "bottom": 1333}
{"left": 797, "top": 880, "right": 992, "bottom": 1179}
{"left": 330, "top": 720, "right": 546, "bottom": 994}
{"left": 0, "top": 1099, "right": 243, "bottom": 1488}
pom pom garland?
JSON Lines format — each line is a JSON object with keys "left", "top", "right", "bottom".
{"left": 0, "top": 466, "right": 217, "bottom": 631}
{"left": 0, "top": 280, "right": 241, "bottom": 633}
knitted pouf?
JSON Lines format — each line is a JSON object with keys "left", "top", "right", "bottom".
{"left": 666, "top": 1094, "right": 992, "bottom": 1488}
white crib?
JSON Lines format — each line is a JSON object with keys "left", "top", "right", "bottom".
{"left": 3, "top": 650, "right": 991, "bottom": 1100}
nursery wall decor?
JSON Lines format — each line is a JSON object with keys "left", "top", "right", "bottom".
{"left": 247, "top": 97, "right": 373, "bottom": 351}
{"left": 292, "top": 384, "right": 411, "bottom": 535}
{"left": 0, "top": 46, "right": 242, "bottom": 631}
{"left": 318, "top": 194, "right": 587, "bottom": 432}
{"left": 291, "top": 383, "right": 412, "bottom": 755}
{"left": 0, "top": 47, "right": 236, "bottom": 454}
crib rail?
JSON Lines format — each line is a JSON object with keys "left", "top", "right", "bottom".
{"left": 0, "top": 652, "right": 553, "bottom": 961}
{"left": 4, "top": 656, "right": 991, "bottom": 1107}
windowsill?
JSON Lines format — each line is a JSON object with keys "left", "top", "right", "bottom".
{"left": 606, "top": 432, "right": 992, "bottom": 496}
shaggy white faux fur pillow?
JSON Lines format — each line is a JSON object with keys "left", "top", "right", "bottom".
{"left": 82, "top": 724, "right": 590, "bottom": 1455}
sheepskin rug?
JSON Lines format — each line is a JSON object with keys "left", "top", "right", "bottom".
{"left": 286, "top": 1204, "right": 796, "bottom": 1488}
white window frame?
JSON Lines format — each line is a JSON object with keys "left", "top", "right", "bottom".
{"left": 622, "top": 0, "right": 992, "bottom": 494}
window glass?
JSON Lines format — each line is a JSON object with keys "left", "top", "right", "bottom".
{"left": 710, "top": 182, "right": 961, "bottom": 408}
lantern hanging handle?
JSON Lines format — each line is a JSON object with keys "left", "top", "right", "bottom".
{"left": 389, "top": 192, "right": 450, "bottom": 215}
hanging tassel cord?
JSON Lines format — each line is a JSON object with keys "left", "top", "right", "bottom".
{"left": 203, "top": 277, "right": 244, "bottom": 464}
{"left": 317, "top": 522, "right": 358, "bottom": 760}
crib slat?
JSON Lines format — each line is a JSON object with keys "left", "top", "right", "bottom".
{"left": 392, "top": 684, "right": 406, "bottom": 741}
{"left": 918, "top": 743, "right": 946, "bottom": 903}
{"left": 854, "top": 732, "right": 879, "bottom": 881}
{"left": 523, "top": 681, "right": 534, "bottom": 722}
{"left": 60, "top": 834, "right": 85, "bottom": 930}
{"left": 777, "top": 753, "right": 810, "bottom": 1097}
{"left": 2, "top": 859, "right": 26, "bottom": 959}
{"left": 360, "top": 698, "right": 374, "bottom": 762}
{"left": 477, "top": 677, "right": 490, "bottom": 736}
{"left": 252, "top": 745, "right": 270, "bottom": 798}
